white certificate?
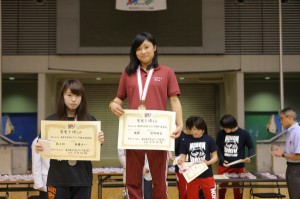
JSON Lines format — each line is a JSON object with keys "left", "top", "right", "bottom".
{"left": 118, "top": 109, "right": 176, "bottom": 151}
{"left": 225, "top": 159, "right": 244, "bottom": 166}
{"left": 41, "top": 120, "right": 101, "bottom": 161}
{"left": 183, "top": 162, "right": 208, "bottom": 183}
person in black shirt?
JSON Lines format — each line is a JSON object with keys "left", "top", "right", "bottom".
{"left": 172, "top": 116, "right": 206, "bottom": 199}
{"left": 216, "top": 114, "right": 254, "bottom": 199}
{"left": 172, "top": 116, "right": 194, "bottom": 199}
{"left": 178, "top": 116, "right": 218, "bottom": 199}
{"left": 35, "top": 79, "right": 104, "bottom": 199}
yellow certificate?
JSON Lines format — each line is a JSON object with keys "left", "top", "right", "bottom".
{"left": 118, "top": 109, "right": 176, "bottom": 151}
{"left": 41, "top": 120, "right": 101, "bottom": 161}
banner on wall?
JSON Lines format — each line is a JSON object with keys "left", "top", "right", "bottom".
{"left": 116, "top": 0, "right": 167, "bottom": 11}
{"left": 266, "top": 114, "right": 278, "bottom": 134}
{"left": 266, "top": 114, "right": 300, "bottom": 134}
{"left": 1, "top": 115, "right": 15, "bottom": 135}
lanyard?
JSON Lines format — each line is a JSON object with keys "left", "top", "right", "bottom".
{"left": 68, "top": 115, "right": 77, "bottom": 166}
{"left": 137, "top": 66, "right": 154, "bottom": 101}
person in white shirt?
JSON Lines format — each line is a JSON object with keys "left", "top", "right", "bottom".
{"left": 31, "top": 137, "right": 50, "bottom": 199}
{"left": 272, "top": 107, "right": 300, "bottom": 199}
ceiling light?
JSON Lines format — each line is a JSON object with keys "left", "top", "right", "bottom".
{"left": 265, "top": 76, "right": 271, "bottom": 80}
{"left": 96, "top": 77, "right": 101, "bottom": 80}
{"left": 9, "top": 77, "right": 15, "bottom": 80}
{"left": 179, "top": 77, "right": 185, "bottom": 80}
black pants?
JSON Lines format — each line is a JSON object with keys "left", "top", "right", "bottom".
{"left": 199, "top": 189, "right": 205, "bottom": 199}
{"left": 47, "top": 186, "right": 91, "bottom": 199}
{"left": 143, "top": 179, "right": 152, "bottom": 199}
{"left": 286, "top": 163, "right": 300, "bottom": 199}
{"left": 39, "top": 190, "right": 48, "bottom": 199}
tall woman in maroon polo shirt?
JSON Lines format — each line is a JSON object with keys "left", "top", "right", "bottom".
{"left": 109, "top": 32, "right": 183, "bottom": 199}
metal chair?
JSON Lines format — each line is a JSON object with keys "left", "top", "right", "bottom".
{"left": 249, "top": 181, "right": 286, "bottom": 199}
{"left": 250, "top": 192, "right": 286, "bottom": 199}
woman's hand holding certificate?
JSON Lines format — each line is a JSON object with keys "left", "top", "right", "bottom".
{"left": 177, "top": 162, "right": 208, "bottom": 183}
{"left": 41, "top": 120, "right": 101, "bottom": 161}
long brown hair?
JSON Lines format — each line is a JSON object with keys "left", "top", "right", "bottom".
{"left": 56, "top": 79, "right": 90, "bottom": 121}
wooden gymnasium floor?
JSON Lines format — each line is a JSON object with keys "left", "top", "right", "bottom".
{"left": 0, "top": 162, "right": 289, "bottom": 198}
{"left": 0, "top": 186, "right": 290, "bottom": 199}
{"left": 1, "top": 173, "right": 289, "bottom": 199}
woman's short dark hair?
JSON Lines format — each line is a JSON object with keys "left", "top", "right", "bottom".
{"left": 125, "top": 32, "right": 158, "bottom": 75}
{"left": 191, "top": 116, "right": 208, "bottom": 134}
{"left": 185, "top": 116, "right": 195, "bottom": 130}
{"left": 220, "top": 114, "right": 238, "bottom": 129}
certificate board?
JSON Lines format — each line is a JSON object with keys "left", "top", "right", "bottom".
{"left": 182, "top": 162, "right": 208, "bottom": 183}
{"left": 41, "top": 120, "right": 101, "bottom": 161}
{"left": 118, "top": 110, "right": 176, "bottom": 151}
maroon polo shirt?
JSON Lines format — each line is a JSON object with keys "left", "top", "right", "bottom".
{"left": 117, "top": 65, "right": 180, "bottom": 110}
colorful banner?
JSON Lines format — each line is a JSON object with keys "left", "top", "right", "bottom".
{"left": 116, "top": 0, "right": 167, "bottom": 11}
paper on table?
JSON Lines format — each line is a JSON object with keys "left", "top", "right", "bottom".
{"left": 38, "top": 139, "right": 51, "bottom": 156}
{"left": 214, "top": 174, "right": 230, "bottom": 179}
